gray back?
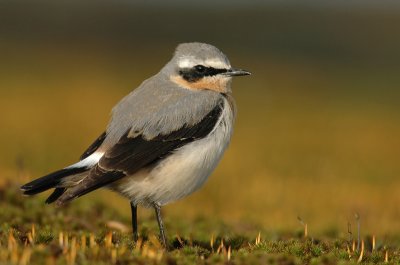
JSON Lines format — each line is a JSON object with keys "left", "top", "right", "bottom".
{"left": 103, "top": 72, "right": 222, "bottom": 149}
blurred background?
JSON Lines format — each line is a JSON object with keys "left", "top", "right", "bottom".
{"left": 1, "top": 0, "right": 399, "bottom": 237}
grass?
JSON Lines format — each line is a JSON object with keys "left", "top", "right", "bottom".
{"left": 1, "top": 180, "right": 399, "bottom": 265}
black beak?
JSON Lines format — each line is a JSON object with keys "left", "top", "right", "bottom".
{"left": 222, "top": 68, "right": 251, "bottom": 77}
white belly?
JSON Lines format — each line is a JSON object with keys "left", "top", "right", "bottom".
{"left": 110, "top": 98, "right": 234, "bottom": 207}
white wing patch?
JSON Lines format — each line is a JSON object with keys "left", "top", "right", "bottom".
{"left": 66, "top": 152, "right": 104, "bottom": 169}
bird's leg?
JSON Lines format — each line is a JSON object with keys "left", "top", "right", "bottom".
{"left": 130, "top": 201, "right": 138, "bottom": 242}
{"left": 153, "top": 202, "right": 167, "bottom": 248}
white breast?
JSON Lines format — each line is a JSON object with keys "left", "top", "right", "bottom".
{"left": 111, "top": 97, "right": 234, "bottom": 207}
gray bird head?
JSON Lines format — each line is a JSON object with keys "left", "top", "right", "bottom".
{"left": 162, "top": 42, "right": 250, "bottom": 93}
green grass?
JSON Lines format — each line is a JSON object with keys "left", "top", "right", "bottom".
{"left": 1, "top": 181, "right": 399, "bottom": 265}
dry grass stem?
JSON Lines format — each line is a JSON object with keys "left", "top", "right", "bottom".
{"left": 297, "top": 216, "right": 308, "bottom": 238}
{"left": 176, "top": 234, "right": 184, "bottom": 247}
{"left": 111, "top": 248, "right": 117, "bottom": 264}
{"left": 372, "top": 235, "right": 375, "bottom": 251}
{"left": 346, "top": 245, "right": 351, "bottom": 259}
{"left": 135, "top": 237, "right": 143, "bottom": 251}
{"left": 64, "top": 233, "right": 69, "bottom": 250}
{"left": 27, "top": 233, "right": 33, "bottom": 245}
{"left": 68, "top": 237, "right": 77, "bottom": 265}
{"left": 89, "top": 234, "right": 96, "bottom": 248}
{"left": 59, "top": 232, "right": 64, "bottom": 248}
{"left": 148, "top": 234, "right": 163, "bottom": 250}
{"left": 81, "top": 235, "right": 86, "bottom": 251}
{"left": 31, "top": 224, "right": 36, "bottom": 241}
{"left": 255, "top": 232, "right": 261, "bottom": 245}
{"left": 8, "top": 231, "right": 17, "bottom": 251}
{"left": 105, "top": 232, "right": 113, "bottom": 248}
{"left": 19, "top": 247, "right": 32, "bottom": 265}
{"left": 217, "top": 239, "right": 224, "bottom": 254}
{"left": 357, "top": 240, "right": 364, "bottom": 263}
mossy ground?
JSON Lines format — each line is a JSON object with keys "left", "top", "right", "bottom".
{"left": 1, "top": 181, "right": 398, "bottom": 265}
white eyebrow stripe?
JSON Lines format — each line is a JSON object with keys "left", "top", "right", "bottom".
{"left": 178, "top": 57, "right": 198, "bottom": 68}
{"left": 178, "top": 57, "right": 230, "bottom": 69}
{"left": 204, "top": 59, "right": 230, "bottom": 69}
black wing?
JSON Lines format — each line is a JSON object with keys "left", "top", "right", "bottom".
{"left": 80, "top": 131, "right": 107, "bottom": 160}
{"left": 56, "top": 99, "right": 224, "bottom": 205}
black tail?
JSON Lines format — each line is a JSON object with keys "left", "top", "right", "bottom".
{"left": 21, "top": 167, "right": 88, "bottom": 199}
{"left": 45, "top": 187, "right": 67, "bottom": 204}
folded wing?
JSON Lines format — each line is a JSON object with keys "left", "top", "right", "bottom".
{"left": 56, "top": 99, "right": 224, "bottom": 205}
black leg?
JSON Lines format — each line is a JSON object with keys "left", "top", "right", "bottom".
{"left": 153, "top": 203, "right": 167, "bottom": 248}
{"left": 130, "top": 201, "right": 138, "bottom": 242}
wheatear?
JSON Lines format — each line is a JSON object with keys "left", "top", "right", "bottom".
{"left": 21, "top": 42, "right": 250, "bottom": 247}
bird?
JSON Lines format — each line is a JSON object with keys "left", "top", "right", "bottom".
{"left": 21, "top": 42, "right": 251, "bottom": 248}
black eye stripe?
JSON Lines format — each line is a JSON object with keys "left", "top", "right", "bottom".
{"left": 195, "top": 65, "right": 206, "bottom": 72}
{"left": 179, "top": 65, "right": 227, "bottom": 82}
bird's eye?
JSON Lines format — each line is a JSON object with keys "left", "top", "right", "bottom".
{"left": 194, "top": 65, "right": 206, "bottom": 72}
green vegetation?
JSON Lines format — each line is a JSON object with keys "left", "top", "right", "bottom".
{"left": 1, "top": 181, "right": 399, "bottom": 264}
